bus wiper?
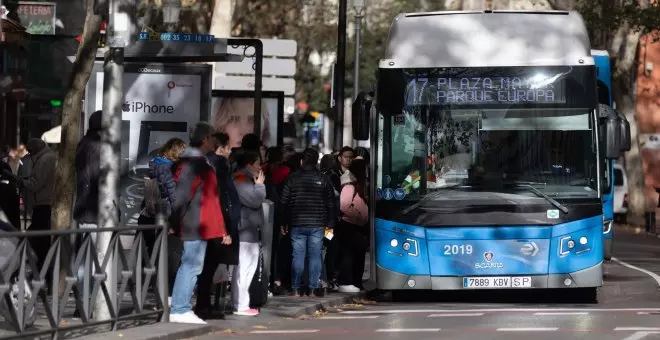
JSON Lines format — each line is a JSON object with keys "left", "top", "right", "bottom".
{"left": 517, "top": 184, "right": 569, "bottom": 214}
{"left": 401, "top": 189, "right": 459, "bottom": 215}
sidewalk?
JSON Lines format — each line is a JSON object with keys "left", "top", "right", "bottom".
{"left": 76, "top": 254, "right": 374, "bottom": 340}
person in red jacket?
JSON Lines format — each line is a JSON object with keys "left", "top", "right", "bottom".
{"left": 170, "top": 122, "right": 231, "bottom": 325}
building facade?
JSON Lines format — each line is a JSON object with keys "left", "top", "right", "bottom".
{"left": 0, "top": 17, "right": 29, "bottom": 148}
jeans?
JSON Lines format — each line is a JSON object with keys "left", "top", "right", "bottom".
{"left": 290, "top": 227, "right": 324, "bottom": 290}
{"left": 231, "top": 242, "right": 260, "bottom": 311}
{"left": 171, "top": 240, "right": 207, "bottom": 315}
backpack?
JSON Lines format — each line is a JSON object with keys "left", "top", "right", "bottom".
{"left": 142, "top": 177, "right": 163, "bottom": 217}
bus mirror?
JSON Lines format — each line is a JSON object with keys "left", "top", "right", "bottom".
{"left": 618, "top": 112, "right": 631, "bottom": 152}
{"left": 352, "top": 90, "right": 373, "bottom": 141}
{"left": 605, "top": 117, "right": 621, "bottom": 159}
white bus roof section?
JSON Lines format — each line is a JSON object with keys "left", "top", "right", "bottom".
{"left": 591, "top": 49, "right": 609, "bottom": 56}
{"left": 380, "top": 10, "right": 593, "bottom": 69}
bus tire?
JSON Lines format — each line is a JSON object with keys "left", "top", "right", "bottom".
{"left": 391, "top": 290, "right": 417, "bottom": 302}
{"left": 575, "top": 287, "right": 598, "bottom": 303}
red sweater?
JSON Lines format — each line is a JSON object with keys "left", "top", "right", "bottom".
{"left": 263, "top": 163, "right": 291, "bottom": 185}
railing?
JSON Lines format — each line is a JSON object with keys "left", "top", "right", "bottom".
{"left": 0, "top": 221, "right": 169, "bottom": 340}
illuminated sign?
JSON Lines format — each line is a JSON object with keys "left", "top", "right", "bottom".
{"left": 138, "top": 32, "right": 214, "bottom": 43}
{"left": 15, "top": 2, "right": 56, "bottom": 35}
{"left": 406, "top": 75, "right": 566, "bottom": 105}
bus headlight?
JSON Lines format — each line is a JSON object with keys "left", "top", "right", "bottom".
{"left": 402, "top": 242, "right": 411, "bottom": 251}
{"left": 567, "top": 240, "right": 576, "bottom": 249}
{"left": 579, "top": 236, "right": 588, "bottom": 245}
{"left": 390, "top": 239, "right": 399, "bottom": 248}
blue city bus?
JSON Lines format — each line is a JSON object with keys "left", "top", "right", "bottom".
{"left": 592, "top": 50, "right": 615, "bottom": 260}
{"left": 352, "top": 10, "right": 625, "bottom": 301}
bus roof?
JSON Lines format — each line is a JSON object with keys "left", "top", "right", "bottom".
{"left": 380, "top": 10, "right": 592, "bottom": 69}
{"left": 591, "top": 49, "right": 610, "bottom": 57}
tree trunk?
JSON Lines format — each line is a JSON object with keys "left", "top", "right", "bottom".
{"left": 610, "top": 24, "right": 648, "bottom": 220}
{"left": 50, "top": 0, "right": 103, "bottom": 296}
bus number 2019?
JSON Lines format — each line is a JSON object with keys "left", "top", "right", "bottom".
{"left": 444, "top": 245, "right": 473, "bottom": 255}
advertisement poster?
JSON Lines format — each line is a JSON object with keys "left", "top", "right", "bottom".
{"left": 15, "top": 2, "right": 56, "bottom": 35}
{"left": 210, "top": 90, "right": 284, "bottom": 148}
{"left": 85, "top": 63, "right": 212, "bottom": 223}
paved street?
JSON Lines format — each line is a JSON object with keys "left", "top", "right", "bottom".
{"left": 193, "top": 226, "right": 660, "bottom": 340}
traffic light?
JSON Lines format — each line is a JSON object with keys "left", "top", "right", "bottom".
{"left": 75, "top": 21, "right": 107, "bottom": 47}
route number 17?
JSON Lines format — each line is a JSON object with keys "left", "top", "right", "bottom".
{"left": 444, "top": 244, "right": 473, "bottom": 255}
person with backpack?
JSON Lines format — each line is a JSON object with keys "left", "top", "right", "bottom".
{"left": 169, "top": 122, "right": 230, "bottom": 325}
{"left": 232, "top": 148, "right": 267, "bottom": 316}
{"left": 139, "top": 138, "right": 185, "bottom": 251}
{"left": 138, "top": 137, "right": 185, "bottom": 304}
{"left": 336, "top": 158, "right": 369, "bottom": 293}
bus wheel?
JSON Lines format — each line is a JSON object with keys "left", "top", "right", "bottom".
{"left": 574, "top": 287, "right": 598, "bottom": 303}
{"left": 391, "top": 290, "right": 418, "bottom": 302}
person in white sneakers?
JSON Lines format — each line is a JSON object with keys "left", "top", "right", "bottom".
{"left": 232, "top": 148, "right": 267, "bottom": 316}
{"left": 169, "top": 122, "right": 231, "bottom": 324}
{"left": 336, "top": 158, "right": 369, "bottom": 293}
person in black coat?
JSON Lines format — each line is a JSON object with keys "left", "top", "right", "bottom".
{"left": 195, "top": 132, "right": 241, "bottom": 319}
{"left": 0, "top": 155, "right": 21, "bottom": 230}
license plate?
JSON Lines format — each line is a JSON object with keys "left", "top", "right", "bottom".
{"left": 463, "top": 276, "right": 532, "bottom": 289}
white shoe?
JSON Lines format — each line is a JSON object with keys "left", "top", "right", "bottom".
{"left": 338, "top": 285, "right": 360, "bottom": 293}
{"left": 170, "top": 311, "right": 207, "bottom": 324}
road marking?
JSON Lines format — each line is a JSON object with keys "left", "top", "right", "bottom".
{"left": 534, "top": 312, "right": 589, "bottom": 316}
{"left": 375, "top": 328, "right": 441, "bottom": 333}
{"left": 615, "top": 327, "right": 660, "bottom": 331}
{"left": 496, "top": 327, "right": 558, "bottom": 332}
{"left": 341, "top": 308, "right": 660, "bottom": 314}
{"left": 621, "top": 331, "right": 660, "bottom": 340}
{"left": 612, "top": 257, "right": 660, "bottom": 286}
{"left": 320, "top": 316, "right": 380, "bottom": 320}
{"left": 249, "top": 330, "right": 320, "bottom": 334}
{"left": 428, "top": 313, "right": 485, "bottom": 317}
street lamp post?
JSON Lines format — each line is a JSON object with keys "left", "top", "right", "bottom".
{"left": 162, "top": 0, "right": 181, "bottom": 32}
{"left": 333, "top": 0, "right": 347, "bottom": 150}
{"left": 352, "top": 0, "right": 365, "bottom": 101}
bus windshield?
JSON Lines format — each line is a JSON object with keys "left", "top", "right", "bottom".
{"left": 376, "top": 66, "right": 599, "bottom": 208}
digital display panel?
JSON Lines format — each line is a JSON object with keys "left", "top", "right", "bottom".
{"left": 406, "top": 75, "right": 566, "bottom": 106}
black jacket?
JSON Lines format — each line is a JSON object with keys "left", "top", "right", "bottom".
{"left": 280, "top": 166, "right": 336, "bottom": 228}
{"left": 0, "top": 161, "right": 20, "bottom": 229}
{"left": 208, "top": 153, "right": 241, "bottom": 265}
{"left": 73, "top": 130, "right": 101, "bottom": 224}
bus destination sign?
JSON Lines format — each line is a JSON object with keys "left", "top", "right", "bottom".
{"left": 406, "top": 76, "right": 566, "bottom": 105}
{"left": 139, "top": 32, "right": 215, "bottom": 43}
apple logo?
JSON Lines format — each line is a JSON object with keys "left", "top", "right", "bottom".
{"left": 122, "top": 102, "right": 130, "bottom": 112}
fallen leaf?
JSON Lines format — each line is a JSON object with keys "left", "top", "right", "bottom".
{"left": 222, "top": 328, "right": 235, "bottom": 334}
{"left": 253, "top": 325, "right": 267, "bottom": 329}
{"left": 117, "top": 333, "right": 123, "bottom": 337}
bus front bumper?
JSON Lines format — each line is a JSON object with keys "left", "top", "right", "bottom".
{"left": 375, "top": 263, "right": 603, "bottom": 290}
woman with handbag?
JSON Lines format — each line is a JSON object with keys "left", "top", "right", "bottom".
{"left": 336, "top": 158, "right": 369, "bottom": 293}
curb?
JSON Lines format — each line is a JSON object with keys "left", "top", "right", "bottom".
{"left": 292, "top": 291, "right": 369, "bottom": 318}
{"left": 85, "top": 323, "right": 220, "bottom": 340}
{"left": 86, "top": 291, "right": 368, "bottom": 340}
